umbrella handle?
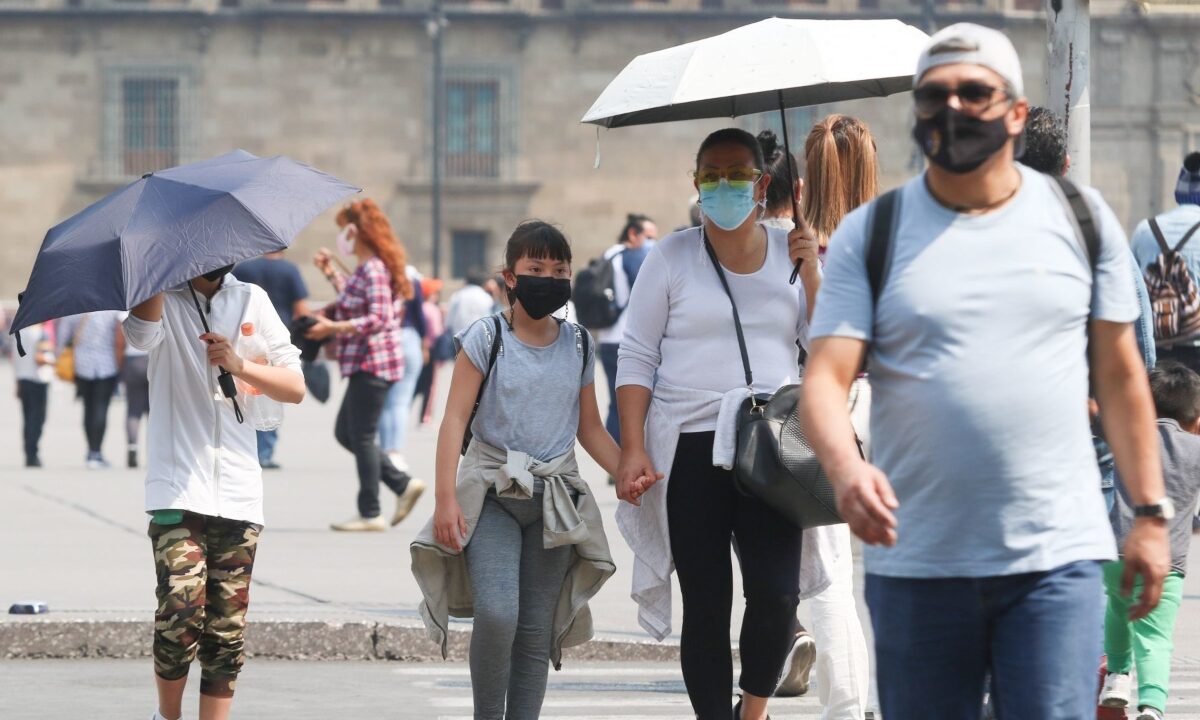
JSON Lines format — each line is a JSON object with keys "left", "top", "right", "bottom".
{"left": 188, "top": 281, "right": 246, "bottom": 423}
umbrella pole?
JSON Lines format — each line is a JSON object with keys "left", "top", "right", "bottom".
{"left": 779, "top": 91, "right": 804, "bottom": 285}
{"left": 188, "top": 281, "right": 245, "bottom": 423}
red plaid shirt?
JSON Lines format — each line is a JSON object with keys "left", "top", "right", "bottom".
{"left": 330, "top": 257, "right": 405, "bottom": 382}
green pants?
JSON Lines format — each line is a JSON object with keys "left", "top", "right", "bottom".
{"left": 1103, "top": 561, "right": 1185, "bottom": 713}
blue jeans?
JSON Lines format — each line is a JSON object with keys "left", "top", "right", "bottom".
{"left": 866, "top": 560, "right": 1103, "bottom": 720}
{"left": 599, "top": 342, "right": 620, "bottom": 444}
{"left": 256, "top": 429, "right": 278, "bottom": 465}
{"left": 379, "top": 327, "right": 424, "bottom": 453}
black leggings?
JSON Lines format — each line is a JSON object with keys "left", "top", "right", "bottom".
{"left": 76, "top": 376, "right": 117, "bottom": 454}
{"left": 667, "top": 431, "right": 804, "bottom": 719}
{"left": 335, "top": 372, "right": 412, "bottom": 518}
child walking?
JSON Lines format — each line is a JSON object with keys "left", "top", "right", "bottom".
{"left": 1099, "top": 360, "right": 1200, "bottom": 720}
{"left": 125, "top": 265, "right": 305, "bottom": 720}
{"left": 411, "top": 221, "right": 650, "bottom": 720}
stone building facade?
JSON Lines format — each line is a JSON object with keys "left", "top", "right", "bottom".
{"left": 0, "top": 0, "right": 1198, "bottom": 300}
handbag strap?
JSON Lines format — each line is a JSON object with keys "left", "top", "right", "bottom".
{"left": 702, "top": 229, "right": 754, "bottom": 390}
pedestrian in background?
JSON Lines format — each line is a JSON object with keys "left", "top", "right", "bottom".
{"left": 235, "top": 250, "right": 311, "bottom": 470}
{"left": 594, "top": 213, "right": 657, "bottom": 445}
{"left": 58, "top": 310, "right": 124, "bottom": 469}
{"left": 379, "top": 263, "right": 427, "bottom": 473}
{"left": 12, "top": 321, "right": 54, "bottom": 468}
{"left": 448, "top": 269, "right": 497, "bottom": 337}
{"left": 412, "top": 221, "right": 624, "bottom": 720}
{"left": 1131, "top": 151, "right": 1200, "bottom": 372}
{"left": 757, "top": 121, "right": 876, "bottom": 717}
{"left": 310, "top": 199, "right": 425, "bottom": 532}
{"left": 414, "top": 277, "right": 447, "bottom": 425}
{"left": 1099, "top": 361, "right": 1200, "bottom": 720}
{"left": 121, "top": 334, "right": 150, "bottom": 469}
{"left": 616, "top": 127, "right": 821, "bottom": 720}
{"left": 802, "top": 24, "right": 1170, "bottom": 719}
{"left": 125, "top": 263, "right": 304, "bottom": 720}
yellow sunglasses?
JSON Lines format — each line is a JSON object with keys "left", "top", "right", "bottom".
{"left": 693, "top": 166, "right": 763, "bottom": 191}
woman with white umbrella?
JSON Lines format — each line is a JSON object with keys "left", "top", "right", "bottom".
{"left": 616, "top": 128, "right": 821, "bottom": 720}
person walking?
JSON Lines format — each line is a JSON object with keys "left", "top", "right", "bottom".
{"left": 1131, "top": 151, "right": 1200, "bottom": 372}
{"left": 124, "top": 263, "right": 305, "bottom": 720}
{"left": 411, "top": 221, "right": 625, "bottom": 720}
{"left": 12, "top": 321, "right": 54, "bottom": 468}
{"left": 414, "top": 277, "right": 447, "bottom": 425}
{"left": 801, "top": 24, "right": 1170, "bottom": 719}
{"left": 379, "top": 264, "right": 427, "bottom": 471}
{"left": 121, "top": 336, "right": 150, "bottom": 469}
{"left": 594, "top": 213, "right": 657, "bottom": 444}
{"left": 447, "top": 269, "right": 498, "bottom": 337}
{"left": 1099, "top": 361, "right": 1200, "bottom": 720}
{"left": 616, "top": 127, "right": 822, "bottom": 720}
{"left": 309, "top": 199, "right": 425, "bottom": 532}
{"left": 756, "top": 122, "right": 874, "bottom": 716}
{"left": 58, "top": 310, "right": 124, "bottom": 469}
{"left": 234, "top": 250, "right": 311, "bottom": 470}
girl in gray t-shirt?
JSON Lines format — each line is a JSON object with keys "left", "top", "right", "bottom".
{"left": 426, "top": 221, "right": 646, "bottom": 719}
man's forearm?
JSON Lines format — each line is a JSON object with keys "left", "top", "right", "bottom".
{"left": 802, "top": 371, "right": 861, "bottom": 478}
{"left": 1098, "top": 371, "right": 1163, "bottom": 505}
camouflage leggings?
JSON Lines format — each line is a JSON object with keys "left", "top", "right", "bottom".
{"left": 149, "top": 512, "right": 261, "bottom": 698}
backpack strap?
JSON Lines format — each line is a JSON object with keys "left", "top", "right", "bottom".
{"left": 465, "top": 315, "right": 503, "bottom": 440}
{"left": 1149, "top": 218, "right": 1172, "bottom": 256}
{"left": 1171, "top": 220, "right": 1200, "bottom": 254}
{"left": 866, "top": 189, "right": 901, "bottom": 305}
{"left": 574, "top": 322, "right": 592, "bottom": 379}
{"left": 1051, "top": 176, "right": 1100, "bottom": 273}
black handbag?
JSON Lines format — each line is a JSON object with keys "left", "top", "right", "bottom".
{"left": 703, "top": 234, "right": 849, "bottom": 530}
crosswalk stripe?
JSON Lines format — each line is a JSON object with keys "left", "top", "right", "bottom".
{"left": 395, "top": 666, "right": 684, "bottom": 677}
{"left": 433, "top": 697, "right": 694, "bottom": 708}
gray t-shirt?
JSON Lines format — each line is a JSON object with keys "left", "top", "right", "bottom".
{"left": 811, "top": 165, "right": 1139, "bottom": 578}
{"left": 459, "top": 315, "right": 595, "bottom": 462}
{"left": 1112, "top": 419, "right": 1200, "bottom": 576}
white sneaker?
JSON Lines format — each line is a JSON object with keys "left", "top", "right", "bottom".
{"left": 774, "top": 630, "right": 817, "bottom": 697}
{"left": 386, "top": 451, "right": 410, "bottom": 473}
{"left": 392, "top": 478, "right": 427, "bottom": 526}
{"left": 330, "top": 515, "right": 388, "bottom": 532}
{"left": 151, "top": 712, "right": 183, "bottom": 720}
{"left": 1136, "top": 708, "right": 1165, "bottom": 720}
{"left": 1099, "top": 672, "right": 1132, "bottom": 708}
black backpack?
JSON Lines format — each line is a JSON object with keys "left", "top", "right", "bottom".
{"left": 572, "top": 251, "right": 623, "bottom": 329}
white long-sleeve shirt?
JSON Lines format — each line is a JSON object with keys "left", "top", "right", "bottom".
{"left": 123, "top": 276, "right": 301, "bottom": 526}
{"left": 616, "top": 225, "right": 813, "bottom": 432}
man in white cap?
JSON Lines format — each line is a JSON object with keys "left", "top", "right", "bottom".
{"left": 802, "top": 23, "right": 1171, "bottom": 718}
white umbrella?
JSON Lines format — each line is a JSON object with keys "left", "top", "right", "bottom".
{"left": 581, "top": 17, "right": 929, "bottom": 281}
{"left": 581, "top": 17, "right": 930, "bottom": 129}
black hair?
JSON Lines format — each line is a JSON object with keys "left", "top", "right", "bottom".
{"left": 1185, "top": 151, "right": 1200, "bottom": 174}
{"left": 1019, "top": 107, "right": 1068, "bottom": 176}
{"left": 618, "top": 213, "right": 652, "bottom": 245}
{"left": 695, "top": 128, "right": 765, "bottom": 172}
{"left": 757, "top": 130, "right": 801, "bottom": 213}
{"left": 1149, "top": 360, "right": 1200, "bottom": 426}
{"left": 504, "top": 220, "right": 572, "bottom": 270}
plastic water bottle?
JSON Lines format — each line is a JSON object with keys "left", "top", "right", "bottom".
{"left": 237, "top": 323, "right": 283, "bottom": 431}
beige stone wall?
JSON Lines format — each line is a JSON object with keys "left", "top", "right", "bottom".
{"left": 1, "top": 9, "right": 1198, "bottom": 305}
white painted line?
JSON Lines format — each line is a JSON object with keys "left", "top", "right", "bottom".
{"left": 395, "top": 667, "right": 683, "bottom": 677}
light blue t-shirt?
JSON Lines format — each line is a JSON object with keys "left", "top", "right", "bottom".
{"left": 1130, "top": 203, "right": 1200, "bottom": 347}
{"left": 459, "top": 316, "right": 595, "bottom": 462}
{"left": 811, "top": 165, "right": 1139, "bottom": 578}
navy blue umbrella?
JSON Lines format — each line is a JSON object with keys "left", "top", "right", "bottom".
{"left": 9, "top": 149, "right": 359, "bottom": 337}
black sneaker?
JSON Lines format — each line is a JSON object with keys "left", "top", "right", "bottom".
{"left": 128, "top": 449, "right": 138, "bottom": 469}
{"left": 25, "top": 456, "right": 42, "bottom": 468}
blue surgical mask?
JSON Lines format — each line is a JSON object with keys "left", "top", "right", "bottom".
{"left": 699, "top": 178, "right": 762, "bottom": 231}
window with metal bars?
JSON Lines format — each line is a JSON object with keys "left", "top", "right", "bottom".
{"left": 121, "top": 77, "right": 180, "bottom": 176}
{"left": 445, "top": 79, "right": 500, "bottom": 178}
{"left": 452, "top": 230, "right": 489, "bottom": 278}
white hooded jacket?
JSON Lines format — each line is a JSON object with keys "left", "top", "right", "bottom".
{"left": 123, "top": 275, "right": 301, "bottom": 526}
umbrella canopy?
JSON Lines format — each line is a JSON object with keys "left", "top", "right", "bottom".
{"left": 10, "top": 150, "right": 359, "bottom": 335}
{"left": 581, "top": 18, "right": 930, "bottom": 128}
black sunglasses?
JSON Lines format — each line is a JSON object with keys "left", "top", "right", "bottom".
{"left": 913, "top": 82, "right": 1012, "bottom": 117}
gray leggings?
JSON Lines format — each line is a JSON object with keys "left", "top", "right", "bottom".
{"left": 465, "top": 491, "right": 572, "bottom": 720}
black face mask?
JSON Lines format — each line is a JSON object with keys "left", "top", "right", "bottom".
{"left": 201, "top": 264, "right": 235, "bottom": 283}
{"left": 912, "top": 107, "right": 1012, "bottom": 175}
{"left": 511, "top": 275, "right": 571, "bottom": 320}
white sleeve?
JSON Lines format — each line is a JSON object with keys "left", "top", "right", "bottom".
{"left": 1084, "top": 188, "right": 1139, "bottom": 324}
{"left": 255, "top": 290, "right": 302, "bottom": 374}
{"left": 122, "top": 314, "right": 165, "bottom": 352}
{"left": 616, "top": 246, "right": 669, "bottom": 390}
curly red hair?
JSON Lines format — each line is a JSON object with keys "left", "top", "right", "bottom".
{"left": 336, "top": 199, "right": 414, "bottom": 301}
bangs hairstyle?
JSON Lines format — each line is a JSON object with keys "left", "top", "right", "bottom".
{"left": 504, "top": 220, "right": 573, "bottom": 270}
{"left": 1150, "top": 361, "right": 1200, "bottom": 426}
{"left": 696, "top": 128, "right": 765, "bottom": 172}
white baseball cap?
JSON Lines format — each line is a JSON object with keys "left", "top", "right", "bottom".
{"left": 915, "top": 23, "right": 1024, "bottom": 97}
